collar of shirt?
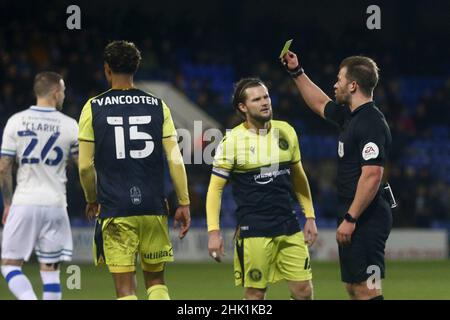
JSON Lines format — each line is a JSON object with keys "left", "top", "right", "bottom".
{"left": 29, "top": 106, "right": 57, "bottom": 112}
{"left": 351, "top": 101, "right": 375, "bottom": 117}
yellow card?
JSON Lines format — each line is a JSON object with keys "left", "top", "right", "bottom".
{"left": 279, "top": 39, "right": 293, "bottom": 59}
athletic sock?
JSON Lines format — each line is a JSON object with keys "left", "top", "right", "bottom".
{"left": 117, "top": 295, "right": 138, "bottom": 300}
{"left": 147, "top": 284, "right": 170, "bottom": 300}
{"left": 40, "top": 270, "right": 62, "bottom": 300}
{"left": 1, "top": 265, "right": 38, "bottom": 300}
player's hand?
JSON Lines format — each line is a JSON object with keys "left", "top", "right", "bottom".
{"left": 336, "top": 220, "right": 356, "bottom": 246}
{"left": 2, "top": 205, "right": 10, "bottom": 225}
{"left": 304, "top": 218, "right": 318, "bottom": 246}
{"left": 208, "top": 230, "right": 225, "bottom": 262}
{"left": 174, "top": 205, "right": 191, "bottom": 239}
{"left": 85, "top": 202, "right": 99, "bottom": 221}
{"left": 281, "top": 50, "right": 300, "bottom": 70}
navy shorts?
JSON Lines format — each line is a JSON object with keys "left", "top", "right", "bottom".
{"left": 337, "top": 195, "right": 393, "bottom": 284}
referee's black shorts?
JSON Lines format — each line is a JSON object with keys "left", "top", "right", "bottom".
{"left": 337, "top": 194, "right": 393, "bottom": 284}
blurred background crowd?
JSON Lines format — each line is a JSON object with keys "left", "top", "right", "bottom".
{"left": 1, "top": 0, "right": 449, "bottom": 230}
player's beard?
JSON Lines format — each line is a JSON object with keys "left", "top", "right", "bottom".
{"left": 335, "top": 89, "right": 351, "bottom": 106}
{"left": 249, "top": 109, "right": 272, "bottom": 124}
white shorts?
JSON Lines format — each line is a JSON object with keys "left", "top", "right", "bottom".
{"left": 1, "top": 205, "right": 73, "bottom": 263}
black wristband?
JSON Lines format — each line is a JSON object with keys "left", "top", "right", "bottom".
{"left": 286, "top": 64, "right": 304, "bottom": 78}
{"left": 344, "top": 213, "right": 357, "bottom": 223}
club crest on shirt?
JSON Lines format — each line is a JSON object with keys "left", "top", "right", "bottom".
{"left": 249, "top": 269, "right": 262, "bottom": 281}
{"left": 362, "top": 142, "right": 379, "bottom": 160}
{"left": 130, "top": 186, "right": 142, "bottom": 205}
{"left": 338, "top": 141, "right": 344, "bottom": 158}
{"left": 278, "top": 138, "right": 289, "bottom": 150}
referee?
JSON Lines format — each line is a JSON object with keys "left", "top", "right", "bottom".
{"left": 281, "top": 50, "right": 393, "bottom": 300}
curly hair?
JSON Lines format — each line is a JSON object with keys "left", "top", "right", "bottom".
{"left": 103, "top": 40, "right": 142, "bottom": 74}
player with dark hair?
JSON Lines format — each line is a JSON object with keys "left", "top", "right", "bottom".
{"left": 78, "top": 40, "right": 191, "bottom": 300}
{"left": 206, "top": 77, "right": 318, "bottom": 300}
{"left": 282, "top": 49, "right": 393, "bottom": 300}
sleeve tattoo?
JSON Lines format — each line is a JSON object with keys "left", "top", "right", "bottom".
{"left": 0, "top": 157, "right": 14, "bottom": 206}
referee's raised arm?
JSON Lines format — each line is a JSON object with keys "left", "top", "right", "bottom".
{"left": 281, "top": 50, "right": 331, "bottom": 119}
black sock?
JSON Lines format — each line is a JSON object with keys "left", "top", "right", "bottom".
{"left": 370, "top": 295, "right": 384, "bottom": 300}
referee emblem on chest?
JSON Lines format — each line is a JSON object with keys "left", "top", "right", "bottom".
{"left": 130, "top": 186, "right": 142, "bottom": 205}
{"left": 338, "top": 141, "right": 344, "bottom": 158}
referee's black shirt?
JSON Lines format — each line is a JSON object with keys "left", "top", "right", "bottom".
{"left": 324, "top": 101, "right": 392, "bottom": 202}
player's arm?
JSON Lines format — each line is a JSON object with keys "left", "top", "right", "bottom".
{"left": 291, "top": 161, "right": 315, "bottom": 219}
{"left": 78, "top": 99, "right": 99, "bottom": 219}
{"left": 206, "top": 170, "right": 228, "bottom": 262}
{"left": 0, "top": 117, "right": 17, "bottom": 224}
{"left": 289, "top": 126, "right": 317, "bottom": 245}
{"left": 206, "top": 134, "right": 234, "bottom": 262}
{"left": 290, "top": 161, "right": 318, "bottom": 246}
{"left": 282, "top": 50, "right": 332, "bottom": 118}
{"left": 0, "top": 156, "right": 14, "bottom": 225}
{"left": 78, "top": 141, "right": 97, "bottom": 204}
{"left": 70, "top": 122, "right": 80, "bottom": 167}
{"left": 161, "top": 101, "right": 190, "bottom": 239}
{"left": 163, "top": 136, "right": 190, "bottom": 206}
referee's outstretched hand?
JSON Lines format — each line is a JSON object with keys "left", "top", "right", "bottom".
{"left": 281, "top": 50, "right": 300, "bottom": 71}
{"left": 174, "top": 205, "right": 191, "bottom": 239}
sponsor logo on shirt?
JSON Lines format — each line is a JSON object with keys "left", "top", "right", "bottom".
{"left": 253, "top": 168, "right": 290, "bottom": 185}
{"left": 362, "top": 142, "right": 379, "bottom": 160}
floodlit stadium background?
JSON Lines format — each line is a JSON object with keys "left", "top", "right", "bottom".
{"left": 0, "top": 0, "right": 449, "bottom": 299}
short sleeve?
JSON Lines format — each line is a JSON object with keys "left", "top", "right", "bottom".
{"left": 78, "top": 100, "right": 95, "bottom": 142}
{"left": 289, "top": 126, "right": 301, "bottom": 164}
{"left": 1, "top": 117, "right": 17, "bottom": 157}
{"left": 70, "top": 120, "right": 79, "bottom": 156}
{"left": 212, "top": 133, "right": 236, "bottom": 179}
{"left": 356, "top": 117, "right": 387, "bottom": 166}
{"left": 162, "top": 101, "right": 177, "bottom": 138}
{"left": 324, "top": 101, "right": 349, "bottom": 129}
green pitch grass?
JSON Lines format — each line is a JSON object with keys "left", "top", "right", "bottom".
{"left": 1, "top": 261, "right": 450, "bottom": 300}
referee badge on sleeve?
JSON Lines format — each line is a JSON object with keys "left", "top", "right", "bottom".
{"left": 362, "top": 142, "right": 379, "bottom": 160}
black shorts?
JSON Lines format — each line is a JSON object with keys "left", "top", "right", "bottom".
{"left": 337, "top": 195, "right": 393, "bottom": 284}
